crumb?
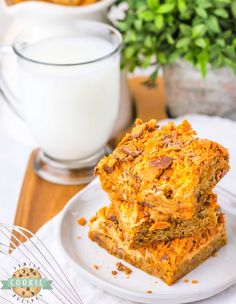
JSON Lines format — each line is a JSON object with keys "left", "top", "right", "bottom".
{"left": 77, "top": 217, "right": 87, "bottom": 226}
{"left": 112, "top": 270, "right": 118, "bottom": 276}
{"left": 212, "top": 252, "right": 218, "bottom": 257}
{"left": 77, "top": 236, "right": 82, "bottom": 240}
{"left": 126, "top": 276, "right": 130, "bottom": 279}
{"left": 93, "top": 264, "right": 99, "bottom": 270}
{"left": 192, "top": 280, "right": 199, "bottom": 284}
{"left": 184, "top": 279, "right": 189, "bottom": 283}
{"left": 154, "top": 281, "right": 158, "bottom": 284}
{"left": 116, "top": 262, "right": 132, "bottom": 275}
{"left": 146, "top": 290, "right": 152, "bottom": 294}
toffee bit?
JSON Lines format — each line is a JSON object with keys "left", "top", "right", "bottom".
{"left": 111, "top": 270, "right": 118, "bottom": 276}
{"left": 103, "top": 164, "right": 113, "bottom": 174}
{"left": 131, "top": 125, "right": 145, "bottom": 139}
{"left": 184, "top": 279, "right": 189, "bottom": 283}
{"left": 149, "top": 156, "right": 173, "bottom": 169}
{"left": 121, "top": 146, "right": 142, "bottom": 157}
{"left": 77, "top": 217, "right": 87, "bottom": 226}
{"left": 116, "top": 262, "right": 132, "bottom": 275}
{"left": 192, "top": 280, "right": 199, "bottom": 284}
{"left": 146, "top": 290, "right": 152, "bottom": 294}
{"left": 93, "top": 265, "right": 99, "bottom": 270}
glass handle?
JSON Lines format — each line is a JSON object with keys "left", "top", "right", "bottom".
{"left": 0, "top": 44, "right": 24, "bottom": 119}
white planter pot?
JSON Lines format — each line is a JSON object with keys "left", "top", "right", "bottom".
{"left": 164, "top": 61, "right": 236, "bottom": 120}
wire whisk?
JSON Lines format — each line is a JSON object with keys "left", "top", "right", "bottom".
{"left": 0, "top": 224, "right": 83, "bottom": 304}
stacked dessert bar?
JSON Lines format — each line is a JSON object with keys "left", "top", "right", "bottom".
{"left": 89, "top": 119, "right": 229, "bottom": 285}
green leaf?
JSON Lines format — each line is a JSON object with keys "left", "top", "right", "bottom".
{"left": 124, "top": 31, "right": 137, "bottom": 43}
{"left": 199, "top": 60, "right": 207, "bottom": 78}
{"left": 196, "top": 0, "right": 212, "bottom": 9}
{"left": 166, "top": 15, "right": 174, "bottom": 24}
{"left": 176, "top": 37, "right": 190, "bottom": 48}
{"left": 179, "top": 24, "right": 191, "bottom": 35}
{"left": 117, "top": 22, "right": 129, "bottom": 32}
{"left": 215, "top": 54, "right": 223, "bottom": 68}
{"left": 216, "top": 39, "right": 225, "bottom": 47}
{"left": 154, "top": 15, "right": 164, "bottom": 30}
{"left": 166, "top": 33, "right": 175, "bottom": 44}
{"left": 195, "top": 7, "right": 208, "bottom": 19}
{"left": 177, "top": 0, "right": 187, "bottom": 13}
{"left": 144, "top": 69, "right": 159, "bottom": 87}
{"left": 224, "top": 58, "right": 236, "bottom": 73}
{"left": 195, "top": 38, "right": 207, "bottom": 48}
{"left": 142, "top": 55, "right": 152, "bottom": 68}
{"left": 157, "top": 52, "right": 168, "bottom": 64}
{"left": 156, "top": 3, "right": 175, "bottom": 14}
{"left": 124, "top": 47, "right": 136, "bottom": 59}
{"left": 139, "top": 10, "right": 154, "bottom": 21}
{"left": 169, "top": 50, "right": 182, "bottom": 62}
{"left": 144, "top": 36, "right": 153, "bottom": 48}
{"left": 198, "top": 52, "right": 208, "bottom": 77}
{"left": 192, "top": 24, "right": 206, "bottom": 38}
{"left": 207, "top": 16, "right": 220, "bottom": 33}
{"left": 147, "top": 0, "right": 159, "bottom": 10}
{"left": 214, "top": 8, "right": 229, "bottom": 18}
{"left": 215, "top": 0, "right": 230, "bottom": 3}
{"left": 134, "top": 20, "right": 143, "bottom": 31}
{"left": 149, "top": 69, "right": 158, "bottom": 82}
{"left": 231, "top": 1, "right": 236, "bottom": 18}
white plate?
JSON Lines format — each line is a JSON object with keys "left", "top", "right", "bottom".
{"left": 58, "top": 179, "right": 236, "bottom": 304}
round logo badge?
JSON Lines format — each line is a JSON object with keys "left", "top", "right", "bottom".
{"left": 12, "top": 267, "right": 42, "bottom": 298}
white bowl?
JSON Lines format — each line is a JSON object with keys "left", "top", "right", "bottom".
{"left": 1, "top": 0, "right": 115, "bottom": 17}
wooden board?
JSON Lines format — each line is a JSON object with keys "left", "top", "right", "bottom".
{"left": 14, "top": 76, "right": 166, "bottom": 234}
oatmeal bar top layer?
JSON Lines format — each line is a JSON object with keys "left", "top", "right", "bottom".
{"left": 95, "top": 119, "right": 229, "bottom": 220}
{"left": 89, "top": 207, "right": 227, "bottom": 285}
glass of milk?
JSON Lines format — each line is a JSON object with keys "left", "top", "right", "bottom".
{"left": 0, "top": 21, "right": 122, "bottom": 184}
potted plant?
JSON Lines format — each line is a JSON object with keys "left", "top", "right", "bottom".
{"left": 111, "top": 0, "right": 236, "bottom": 119}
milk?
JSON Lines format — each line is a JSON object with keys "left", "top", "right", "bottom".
{"left": 18, "top": 35, "right": 120, "bottom": 160}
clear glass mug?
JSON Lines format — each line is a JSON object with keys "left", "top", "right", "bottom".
{"left": 0, "top": 21, "right": 122, "bottom": 184}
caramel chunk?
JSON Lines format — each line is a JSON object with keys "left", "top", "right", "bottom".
{"left": 121, "top": 146, "right": 142, "bottom": 157}
{"left": 149, "top": 156, "right": 173, "bottom": 169}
